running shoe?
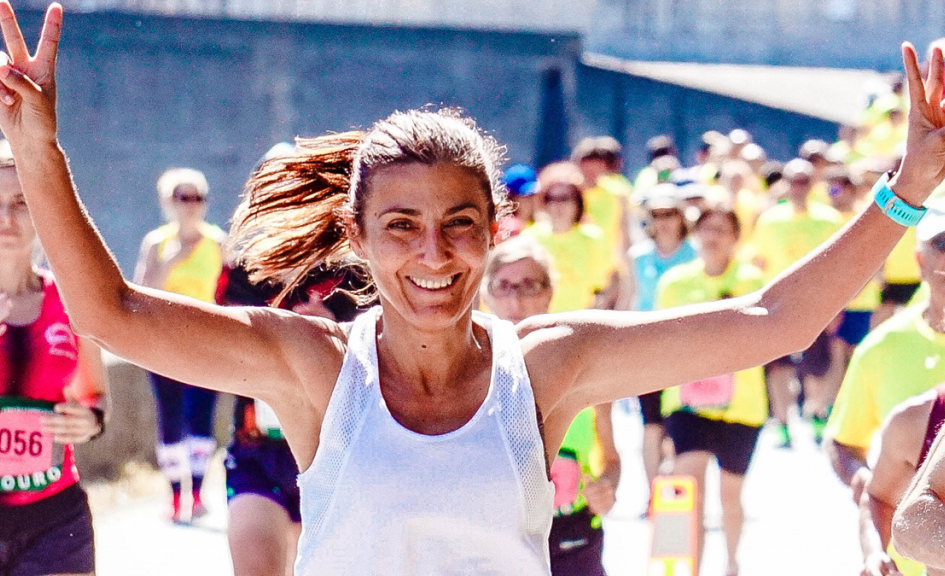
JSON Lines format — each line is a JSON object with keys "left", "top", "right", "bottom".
{"left": 191, "top": 494, "right": 208, "bottom": 521}
{"left": 776, "top": 423, "right": 792, "bottom": 449}
{"left": 811, "top": 414, "right": 827, "bottom": 446}
{"left": 168, "top": 493, "right": 185, "bottom": 524}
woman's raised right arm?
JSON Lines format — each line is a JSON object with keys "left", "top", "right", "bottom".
{"left": 0, "top": 3, "right": 343, "bottom": 403}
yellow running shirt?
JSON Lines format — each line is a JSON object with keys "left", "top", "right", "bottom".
{"left": 749, "top": 202, "right": 843, "bottom": 280}
{"left": 827, "top": 304, "right": 945, "bottom": 451}
{"left": 523, "top": 221, "right": 616, "bottom": 313}
{"left": 583, "top": 173, "right": 632, "bottom": 262}
{"left": 656, "top": 259, "right": 768, "bottom": 426}
{"left": 839, "top": 210, "right": 881, "bottom": 311}
{"left": 155, "top": 221, "right": 225, "bottom": 302}
{"left": 883, "top": 226, "right": 921, "bottom": 285}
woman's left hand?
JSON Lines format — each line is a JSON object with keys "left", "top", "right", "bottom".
{"left": 894, "top": 44, "right": 945, "bottom": 204}
{"left": 42, "top": 390, "right": 102, "bottom": 444}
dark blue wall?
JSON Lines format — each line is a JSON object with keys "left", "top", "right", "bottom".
{"left": 13, "top": 9, "right": 838, "bottom": 273}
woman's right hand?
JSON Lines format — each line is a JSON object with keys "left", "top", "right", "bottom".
{"left": 0, "top": 1, "right": 61, "bottom": 147}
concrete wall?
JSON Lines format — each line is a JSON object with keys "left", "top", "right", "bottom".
{"left": 25, "top": 0, "right": 597, "bottom": 33}
{"left": 590, "top": 0, "right": 943, "bottom": 69}
{"left": 11, "top": 8, "right": 581, "bottom": 274}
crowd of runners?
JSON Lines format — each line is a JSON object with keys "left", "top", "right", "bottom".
{"left": 5, "top": 2, "right": 945, "bottom": 576}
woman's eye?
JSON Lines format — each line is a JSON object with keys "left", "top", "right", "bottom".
{"left": 446, "top": 217, "right": 474, "bottom": 228}
{"left": 387, "top": 220, "right": 416, "bottom": 231}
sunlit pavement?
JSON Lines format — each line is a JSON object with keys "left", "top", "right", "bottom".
{"left": 90, "top": 406, "right": 862, "bottom": 576}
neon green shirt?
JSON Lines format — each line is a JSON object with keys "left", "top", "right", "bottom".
{"left": 523, "top": 221, "right": 616, "bottom": 313}
{"left": 827, "top": 304, "right": 945, "bottom": 450}
{"left": 551, "top": 407, "right": 603, "bottom": 519}
{"left": 583, "top": 174, "right": 631, "bottom": 263}
{"left": 749, "top": 202, "right": 844, "bottom": 280}
{"left": 656, "top": 259, "right": 768, "bottom": 426}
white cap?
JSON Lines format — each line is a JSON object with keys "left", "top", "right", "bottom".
{"left": 916, "top": 198, "right": 945, "bottom": 242}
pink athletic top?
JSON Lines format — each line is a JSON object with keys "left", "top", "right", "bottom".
{"left": 0, "top": 271, "right": 81, "bottom": 506}
{"left": 919, "top": 385, "right": 945, "bottom": 470}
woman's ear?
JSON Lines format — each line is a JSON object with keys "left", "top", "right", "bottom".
{"left": 344, "top": 213, "right": 365, "bottom": 259}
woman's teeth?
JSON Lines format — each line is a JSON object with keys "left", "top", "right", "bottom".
{"left": 411, "top": 276, "right": 455, "bottom": 290}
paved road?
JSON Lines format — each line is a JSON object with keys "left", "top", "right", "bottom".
{"left": 89, "top": 406, "right": 862, "bottom": 576}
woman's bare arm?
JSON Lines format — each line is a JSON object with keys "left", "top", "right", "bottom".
{"left": 0, "top": 3, "right": 343, "bottom": 405}
{"left": 528, "top": 43, "right": 945, "bottom": 435}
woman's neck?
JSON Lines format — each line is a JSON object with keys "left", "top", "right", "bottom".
{"left": 551, "top": 219, "right": 574, "bottom": 234}
{"left": 0, "top": 256, "right": 39, "bottom": 295}
{"left": 376, "top": 306, "right": 488, "bottom": 396}
{"left": 654, "top": 235, "right": 681, "bottom": 257}
{"left": 702, "top": 253, "right": 731, "bottom": 277}
{"left": 175, "top": 219, "right": 202, "bottom": 241}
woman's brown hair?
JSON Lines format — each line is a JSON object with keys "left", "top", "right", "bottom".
{"left": 228, "top": 109, "right": 509, "bottom": 304}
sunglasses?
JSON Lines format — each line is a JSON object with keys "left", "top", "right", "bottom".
{"left": 488, "top": 277, "right": 550, "bottom": 298}
{"left": 544, "top": 195, "right": 576, "bottom": 204}
{"left": 173, "top": 193, "right": 206, "bottom": 204}
{"left": 930, "top": 234, "right": 945, "bottom": 253}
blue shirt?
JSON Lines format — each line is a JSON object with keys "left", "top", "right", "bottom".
{"left": 631, "top": 239, "right": 697, "bottom": 311}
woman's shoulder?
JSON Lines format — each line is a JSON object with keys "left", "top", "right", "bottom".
{"left": 198, "top": 221, "right": 228, "bottom": 244}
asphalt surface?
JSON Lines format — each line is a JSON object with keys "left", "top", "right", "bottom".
{"left": 88, "top": 405, "right": 862, "bottom": 576}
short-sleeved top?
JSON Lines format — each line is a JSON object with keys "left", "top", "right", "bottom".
{"left": 631, "top": 239, "right": 698, "bottom": 312}
{"left": 0, "top": 272, "right": 81, "bottom": 506}
{"left": 523, "top": 221, "right": 617, "bottom": 313}
{"left": 749, "top": 202, "right": 844, "bottom": 280}
{"left": 583, "top": 174, "right": 632, "bottom": 261}
{"left": 656, "top": 259, "right": 768, "bottom": 426}
{"left": 552, "top": 407, "right": 603, "bottom": 519}
{"left": 827, "top": 304, "right": 945, "bottom": 450}
{"left": 883, "top": 226, "right": 921, "bottom": 285}
{"left": 153, "top": 221, "right": 225, "bottom": 302}
{"left": 838, "top": 209, "right": 881, "bottom": 311}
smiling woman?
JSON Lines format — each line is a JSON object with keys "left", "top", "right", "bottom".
{"left": 3, "top": 2, "right": 945, "bottom": 575}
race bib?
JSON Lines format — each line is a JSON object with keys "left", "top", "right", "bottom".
{"left": 679, "top": 374, "right": 735, "bottom": 409}
{"left": 0, "top": 401, "right": 64, "bottom": 491}
{"left": 550, "top": 455, "right": 581, "bottom": 510}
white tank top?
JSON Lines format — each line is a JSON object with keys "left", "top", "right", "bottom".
{"left": 295, "top": 307, "right": 554, "bottom": 576}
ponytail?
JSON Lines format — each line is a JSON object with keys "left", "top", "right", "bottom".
{"left": 227, "top": 132, "right": 364, "bottom": 304}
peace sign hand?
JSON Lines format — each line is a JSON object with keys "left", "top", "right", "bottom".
{"left": 0, "top": 1, "right": 62, "bottom": 147}
{"left": 896, "top": 43, "right": 945, "bottom": 204}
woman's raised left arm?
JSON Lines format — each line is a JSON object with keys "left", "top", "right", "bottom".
{"left": 527, "top": 44, "right": 945, "bottom": 422}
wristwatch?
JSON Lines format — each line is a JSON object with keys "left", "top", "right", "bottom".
{"left": 872, "top": 172, "right": 927, "bottom": 226}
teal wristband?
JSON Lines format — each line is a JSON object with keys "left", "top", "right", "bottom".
{"left": 873, "top": 172, "right": 926, "bottom": 226}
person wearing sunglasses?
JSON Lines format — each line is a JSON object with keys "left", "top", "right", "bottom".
{"left": 134, "top": 167, "right": 226, "bottom": 523}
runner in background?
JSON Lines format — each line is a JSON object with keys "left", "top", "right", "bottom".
{"left": 497, "top": 163, "right": 539, "bottom": 241}
{"left": 826, "top": 199, "right": 945, "bottom": 505}
{"left": 480, "top": 236, "right": 619, "bottom": 576}
{"left": 0, "top": 139, "right": 108, "bottom": 576}
{"left": 134, "top": 167, "right": 226, "bottom": 523}
{"left": 656, "top": 204, "right": 767, "bottom": 576}
{"left": 857, "top": 386, "right": 945, "bottom": 576}
{"left": 523, "top": 162, "right": 622, "bottom": 313}
{"left": 629, "top": 183, "right": 697, "bottom": 514}
{"left": 749, "top": 158, "right": 844, "bottom": 448}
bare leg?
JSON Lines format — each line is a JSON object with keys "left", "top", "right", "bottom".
{"left": 670, "top": 450, "right": 712, "bottom": 573}
{"left": 642, "top": 423, "right": 666, "bottom": 508}
{"left": 765, "top": 364, "right": 795, "bottom": 447}
{"left": 719, "top": 469, "right": 747, "bottom": 576}
{"left": 228, "top": 494, "right": 297, "bottom": 576}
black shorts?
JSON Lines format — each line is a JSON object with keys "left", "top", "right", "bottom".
{"left": 0, "top": 484, "right": 95, "bottom": 576}
{"left": 664, "top": 410, "right": 761, "bottom": 476}
{"left": 549, "top": 508, "right": 606, "bottom": 576}
{"left": 765, "top": 330, "right": 831, "bottom": 379}
{"left": 638, "top": 391, "right": 664, "bottom": 426}
{"left": 836, "top": 310, "right": 872, "bottom": 346}
{"left": 880, "top": 281, "right": 921, "bottom": 305}
{"left": 225, "top": 437, "right": 301, "bottom": 523}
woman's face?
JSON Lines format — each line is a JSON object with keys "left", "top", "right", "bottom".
{"left": 695, "top": 212, "right": 739, "bottom": 262}
{"left": 0, "top": 167, "right": 35, "bottom": 257}
{"left": 164, "top": 183, "right": 208, "bottom": 226}
{"left": 649, "top": 208, "right": 685, "bottom": 243}
{"left": 542, "top": 183, "right": 580, "bottom": 229}
{"left": 350, "top": 162, "right": 494, "bottom": 330}
{"left": 482, "top": 258, "right": 552, "bottom": 324}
